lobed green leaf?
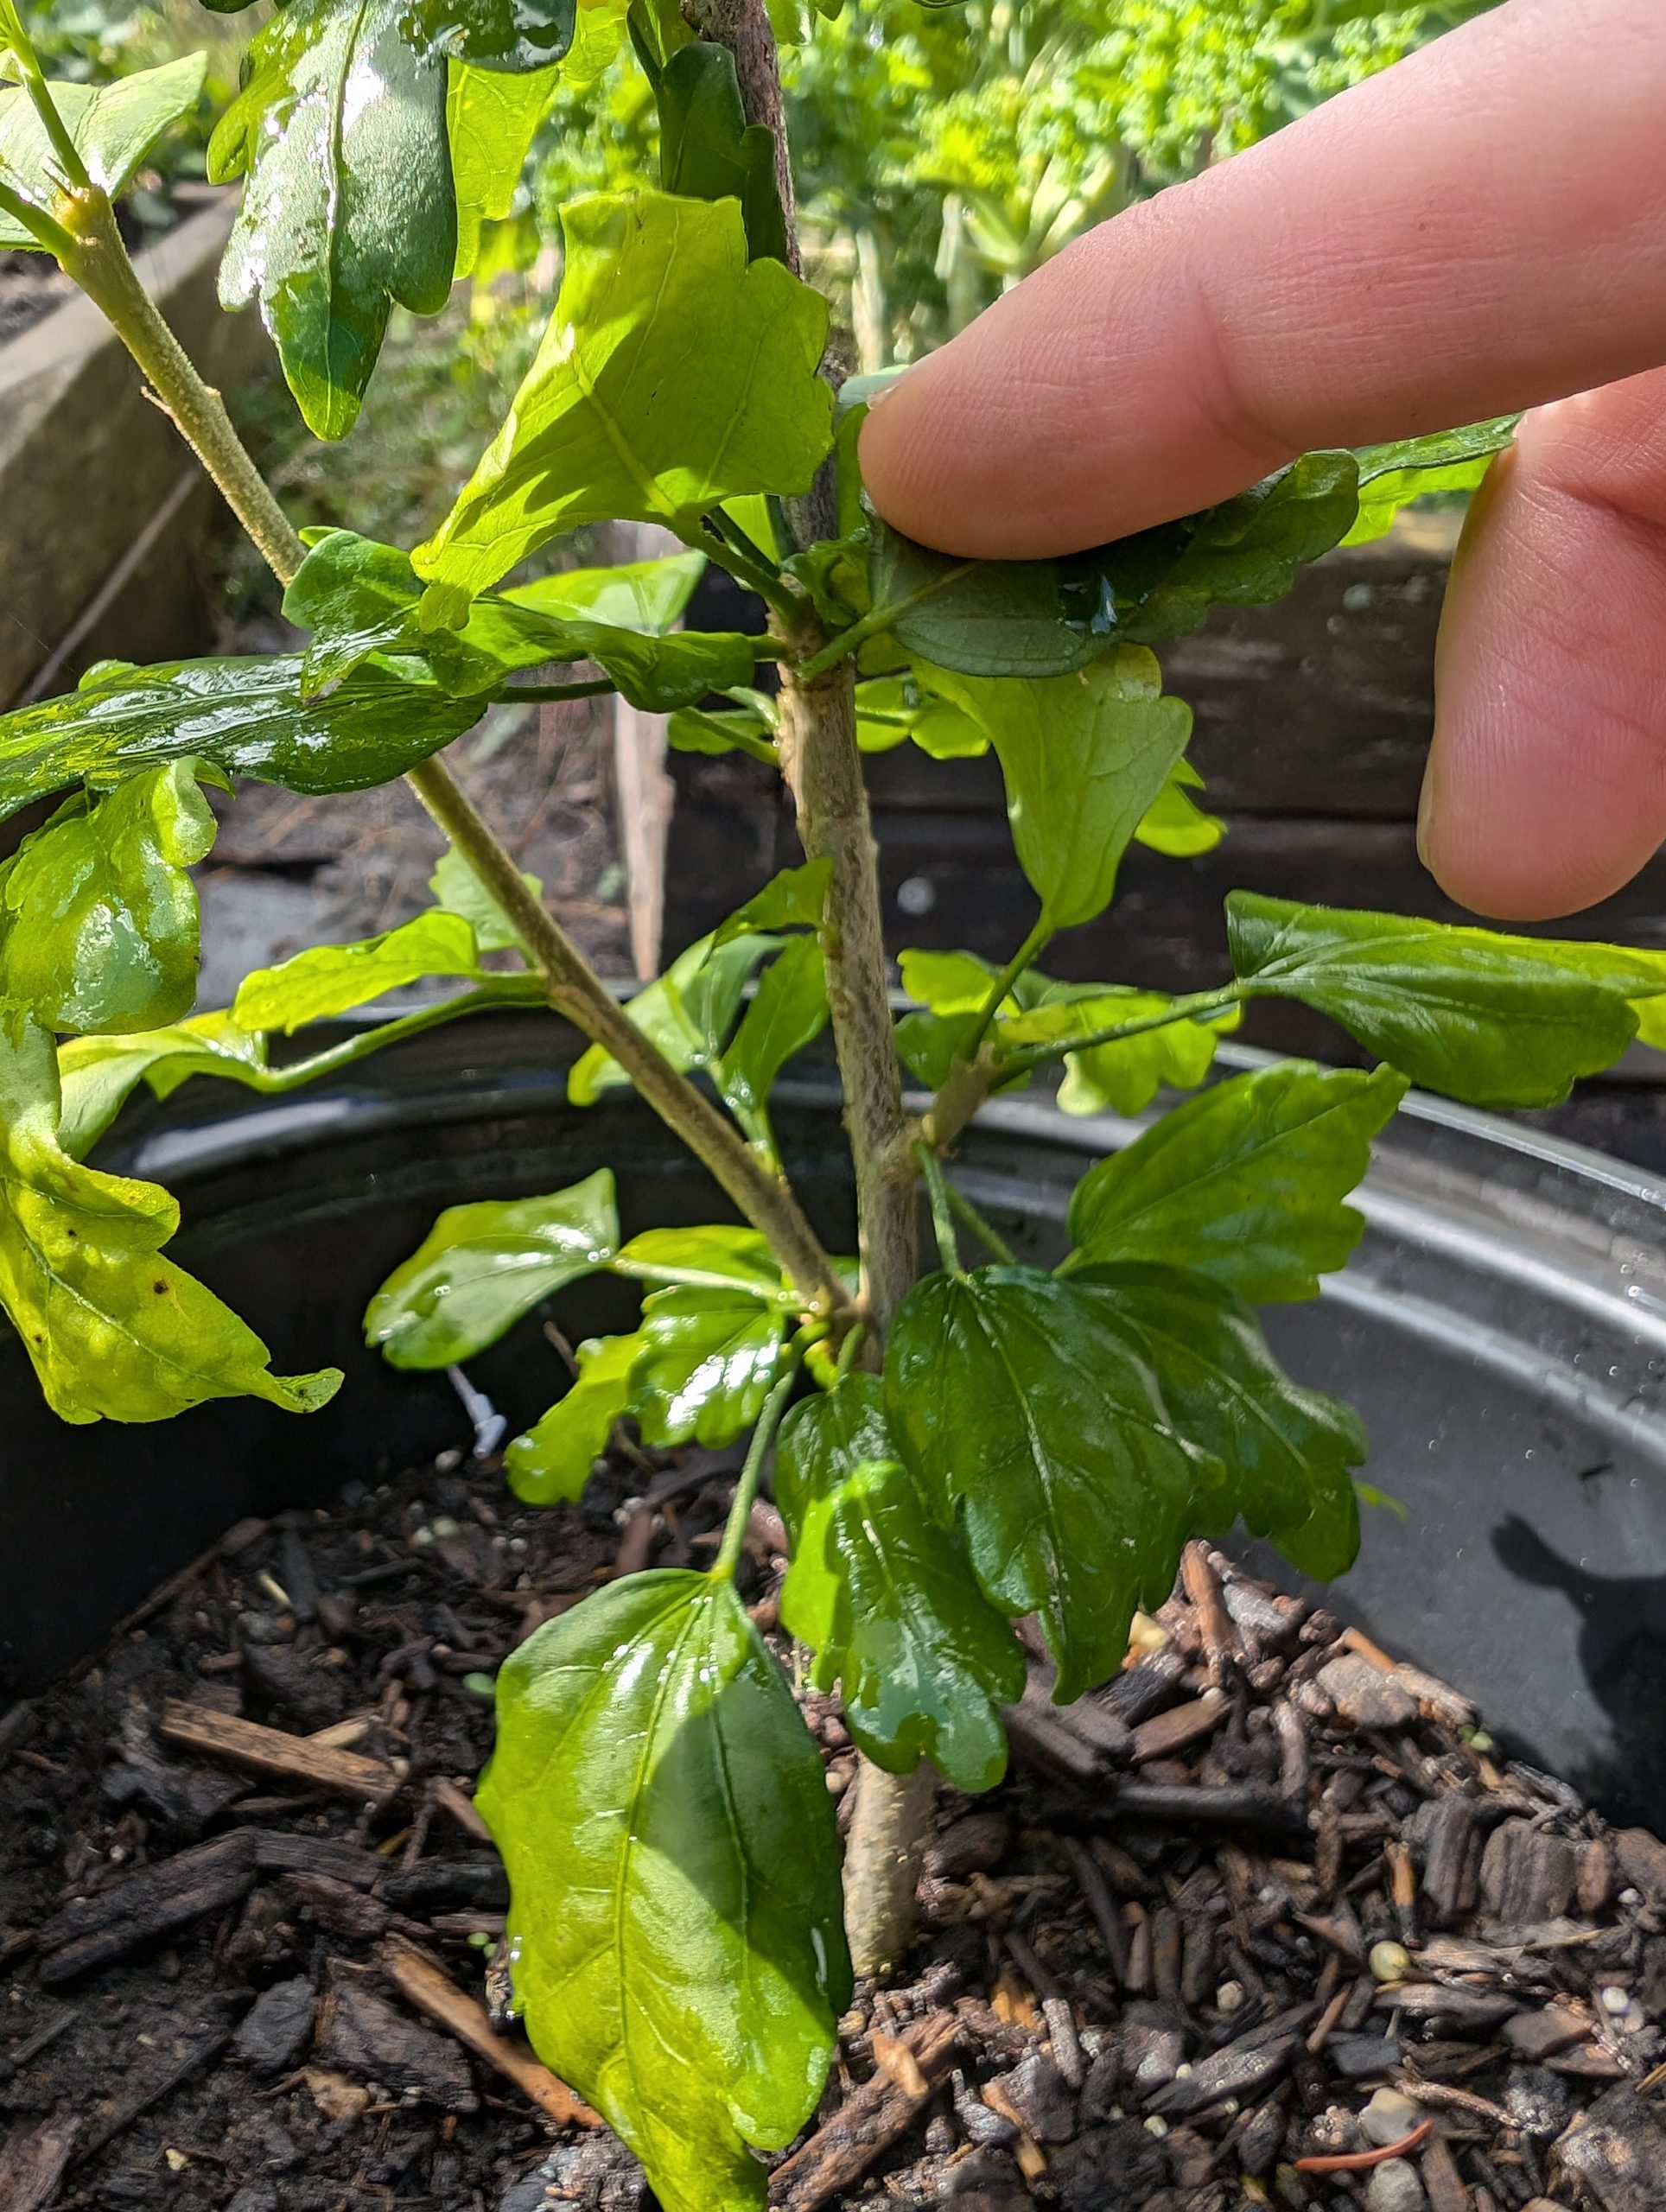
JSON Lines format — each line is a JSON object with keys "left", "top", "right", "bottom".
{"left": 0, "top": 54, "right": 207, "bottom": 247}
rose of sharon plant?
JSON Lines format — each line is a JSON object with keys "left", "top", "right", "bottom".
{"left": 3, "top": 1, "right": 1663, "bottom": 2204}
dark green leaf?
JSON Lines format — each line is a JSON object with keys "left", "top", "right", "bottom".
{"left": 654, "top": 41, "right": 788, "bottom": 264}
{"left": 477, "top": 1570, "right": 849, "bottom": 2212}
{"left": 629, "top": 1285, "right": 787, "bottom": 1447}
{"left": 922, "top": 651, "right": 1192, "bottom": 928}
{"left": 415, "top": 192, "right": 833, "bottom": 596}
{"left": 0, "top": 654, "right": 481, "bottom": 823}
{"left": 210, "top": 0, "right": 455, "bottom": 441}
{"left": 283, "top": 532, "right": 754, "bottom": 712}
{"left": 0, "top": 54, "right": 207, "bottom": 247}
{"left": 1226, "top": 893, "right": 1661, "bottom": 1108}
{"left": 233, "top": 912, "right": 486, "bottom": 1033}
{"left": 0, "top": 1014, "right": 339, "bottom": 1424}
{"left": 365, "top": 1168, "right": 619, "bottom": 1368}
{"left": 1065, "top": 1062, "right": 1408, "bottom": 1301}
{"left": 868, "top": 520, "right": 1094, "bottom": 678}
{"left": 1345, "top": 416, "right": 1518, "bottom": 544}
{"left": 399, "top": 0, "right": 575, "bottom": 71}
{"left": 0, "top": 764, "right": 215, "bottom": 1035}
{"left": 777, "top": 1376, "right": 1026, "bottom": 1790}
{"left": 447, "top": 60, "right": 561, "bottom": 277}
{"left": 504, "top": 1330, "right": 641, "bottom": 1503}
{"left": 1073, "top": 1262, "right": 1364, "bottom": 1580}
{"left": 567, "top": 931, "right": 779, "bottom": 1103}
{"left": 886, "top": 1265, "right": 1219, "bottom": 1700}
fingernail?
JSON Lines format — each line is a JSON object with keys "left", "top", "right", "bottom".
{"left": 1415, "top": 778, "right": 1434, "bottom": 871}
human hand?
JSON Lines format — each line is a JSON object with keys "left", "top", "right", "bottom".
{"left": 859, "top": 0, "right": 1666, "bottom": 921}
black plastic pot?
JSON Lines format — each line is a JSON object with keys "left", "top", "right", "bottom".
{"left": 4, "top": 1014, "right": 1665, "bottom": 1827}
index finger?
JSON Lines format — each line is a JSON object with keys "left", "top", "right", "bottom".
{"left": 859, "top": 0, "right": 1666, "bottom": 559}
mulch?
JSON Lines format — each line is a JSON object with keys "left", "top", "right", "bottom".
{"left": 4, "top": 1433, "right": 1666, "bottom": 2212}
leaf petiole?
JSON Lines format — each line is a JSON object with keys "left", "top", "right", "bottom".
{"left": 682, "top": 518, "right": 798, "bottom": 619}
{"left": 999, "top": 982, "right": 1250, "bottom": 1075}
{"left": 711, "top": 1355, "right": 802, "bottom": 1580}
{"left": 914, "top": 1140, "right": 965, "bottom": 1277}
{"left": 0, "top": 0, "right": 92, "bottom": 197}
{"left": 0, "top": 173, "right": 73, "bottom": 260}
{"left": 792, "top": 561, "right": 976, "bottom": 683}
{"left": 962, "top": 917, "right": 1054, "bottom": 1057}
{"left": 494, "top": 677, "right": 619, "bottom": 705}
{"left": 940, "top": 1177, "right": 1018, "bottom": 1268}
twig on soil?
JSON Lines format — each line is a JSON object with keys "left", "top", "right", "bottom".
{"left": 377, "top": 1936, "right": 599, "bottom": 2130}
{"left": 767, "top": 2012, "right": 963, "bottom": 2211}
{"left": 157, "top": 1700, "right": 404, "bottom": 1805}
{"left": 1294, "top": 2118, "right": 1434, "bottom": 2171}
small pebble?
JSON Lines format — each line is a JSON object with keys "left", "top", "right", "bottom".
{"left": 1366, "top": 2160, "right": 1428, "bottom": 2212}
{"left": 1216, "top": 1980, "right": 1245, "bottom": 2013}
{"left": 1370, "top": 1941, "right": 1412, "bottom": 1985}
{"left": 1599, "top": 1984, "right": 1631, "bottom": 2016}
{"left": 1360, "top": 2088, "right": 1422, "bottom": 2147}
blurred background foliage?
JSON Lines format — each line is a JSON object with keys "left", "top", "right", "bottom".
{"left": 16, "top": 0, "right": 1499, "bottom": 542}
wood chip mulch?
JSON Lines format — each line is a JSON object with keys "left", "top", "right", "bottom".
{"left": 3, "top": 1437, "right": 1666, "bottom": 2212}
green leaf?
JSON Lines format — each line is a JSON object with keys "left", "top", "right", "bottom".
{"left": 868, "top": 520, "right": 1094, "bottom": 679}
{"left": 1345, "top": 416, "right": 1518, "bottom": 545}
{"left": 447, "top": 60, "right": 561, "bottom": 278}
{"left": 886, "top": 1265, "right": 1219, "bottom": 1700}
{"left": 0, "top": 654, "right": 481, "bottom": 824}
{"left": 1073, "top": 1262, "right": 1364, "bottom": 1580}
{"left": 711, "top": 857, "right": 830, "bottom": 945}
{"left": 613, "top": 1224, "right": 793, "bottom": 1300}
{"left": 716, "top": 934, "right": 830, "bottom": 1125}
{"left": 1226, "top": 893, "right": 1661, "bottom": 1109}
{"left": 414, "top": 191, "right": 833, "bottom": 596}
{"left": 1134, "top": 761, "right": 1224, "bottom": 857}
{"left": 477, "top": 1570, "right": 849, "bottom": 2212}
{"left": 400, "top": 0, "right": 575, "bottom": 70}
{"left": 853, "top": 674, "right": 986, "bottom": 760}
{"left": 233, "top": 912, "right": 486, "bottom": 1033}
{"left": 668, "top": 706, "right": 780, "bottom": 766}
{"left": 1065, "top": 1062, "right": 1408, "bottom": 1301}
{"left": 922, "top": 650, "right": 1192, "bottom": 929}
{"left": 284, "top": 531, "right": 752, "bottom": 712}
{"left": 504, "top": 1329, "right": 642, "bottom": 1503}
{"left": 209, "top": 0, "right": 455, "bottom": 441}
{"left": 777, "top": 1376, "right": 1026, "bottom": 1790}
{"left": 505, "top": 550, "right": 708, "bottom": 632}
{"left": 365, "top": 1167, "right": 619, "bottom": 1368}
{"left": 0, "top": 764, "right": 215, "bottom": 1035}
{"left": 0, "top": 54, "right": 207, "bottom": 247}
{"left": 567, "top": 931, "right": 778, "bottom": 1103}
{"left": 56, "top": 1014, "right": 268, "bottom": 1161}
{"left": 655, "top": 41, "right": 789, "bottom": 264}
{"left": 0, "top": 1014, "right": 340, "bottom": 1424}
{"left": 429, "top": 845, "right": 542, "bottom": 952}
{"left": 630, "top": 1284, "right": 786, "bottom": 1446}
{"left": 1002, "top": 988, "right": 1237, "bottom": 1118}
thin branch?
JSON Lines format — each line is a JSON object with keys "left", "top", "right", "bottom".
{"left": 0, "top": 0, "right": 91, "bottom": 195}
{"left": 963, "top": 917, "right": 1053, "bottom": 1057}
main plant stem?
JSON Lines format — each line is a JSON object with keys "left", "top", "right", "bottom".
{"left": 690, "top": 0, "right": 930, "bottom": 1980}
{"left": 54, "top": 188, "right": 849, "bottom": 1322}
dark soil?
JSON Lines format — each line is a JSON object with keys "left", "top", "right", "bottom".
{"left": 0, "top": 250, "right": 72, "bottom": 348}
{"left": 5, "top": 1440, "right": 1666, "bottom": 2212}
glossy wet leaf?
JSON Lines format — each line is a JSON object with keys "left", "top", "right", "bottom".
{"left": 210, "top": 0, "right": 455, "bottom": 440}
{"left": 0, "top": 764, "right": 215, "bottom": 1035}
{"left": 567, "top": 931, "right": 779, "bottom": 1103}
{"left": 477, "top": 1570, "right": 849, "bottom": 2212}
{"left": 1065, "top": 1062, "right": 1408, "bottom": 1301}
{"left": 401, "top": 0, "right": 575, "bottom": 70}
{"left": 505, "top": 1330, "right": 642, "bottom": 1503}
{"left": 448, "top": 60, "right": 561, "bottom": 276}
{"left": 0, "top": 1014, "right": 340, "bottom": 1424}
{"left": 415, "top": 192, "right": 833, "bottom": 595}
{"left": 429, "top": 846, "right": 542, "bottom": 953}
{"left": 612, "top": 1224, "right": 794, "bottom": 1301}
{"left": 1345, "top": 416, "right": 1518, "bottom": 545}
{"left": 654, "top": 41, "right": 788, "bottom": 264}
{"left": 717, "top": 935, "right": 830, "bottom": 1124}
{"left": 1075, "top": 1262, "right": 1364, "bottom": 1580}
{"left": 886, "top": 1264, "right": 1219, "bottom": 1700}
{"left": 56, "top": 1014, "right": 268, "bottom": 1161}
{"left": 365, "top": 1167, "right": 619, "bottom": 1368}
{"left": 1134, "top": 761, "right": 1224, "bottom": 857}
{"left": 922, "top": 651, "right": 1192, "bottom": 929}
{"left": 285, "top": 531, "right": 751, "bottom": 712}
{"left": 233, "top": 912, "right": 486, "bottom": 1033}
{"left": 629, "top": 1284, "right": 786, "bottom": 1447}
{"left": 1226, "top": 893, "right": 1659, "bottom": 1109}
{"left": 0, "top": 654, "right": 481, "bottom": 823}
{"left": 777, "top": 1376, "right": 1026, "bottom": 1790}
{"left": 0, "top": 54, "right": 207, "bottom": 246}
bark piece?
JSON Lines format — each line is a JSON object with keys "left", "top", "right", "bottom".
{"left": 1410, "top": 1795, "right": 1478, "bottom": 1922}
{"left": 1147, "top": 2033, "right": 1299, "bottom": 2117}
{"left": 1612, "top": 1829, "right": 1666, "bottom": 1910}
{"left": 1555, "top": 2084, "right": 1666, "bottom": 2211}
{"left": 1131, "top": 1694, "right": 1228, "bottom": 1764}
{"left": 768, "top": 2011, "right": 962, "bottom": 2210}
{"left": 1318, "top": 1655, "right": 1418, "bottom": 1731}
{"left": 0, "top": 2116, "right": 79, "bottom": 2212}
{"left": 36, "top": 1830, "right": 256, "bottom": 1985}
{"left": 317, "top": 1977, "right": 478, "bottom": 2112}
{"left": 378, "top": 1936, "right": 596, "bottom": 2126}
{"left": 1481, "top": 1821, "right": 1578, "bottom": 1926}
{"left": 234, "top": 1978, "right": 317, "bottom": 2076}
{"left": 157, "top": 1699, "right": 400, "bottom": 1802}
